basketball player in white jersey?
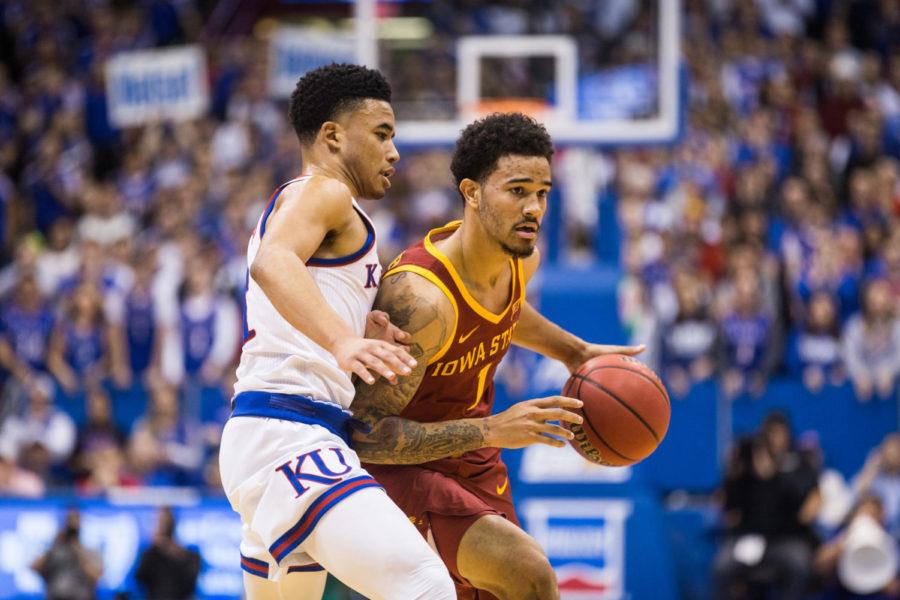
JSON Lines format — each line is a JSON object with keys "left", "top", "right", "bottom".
{"left": 219, "top": 64, "right": 455, "bottom": 600}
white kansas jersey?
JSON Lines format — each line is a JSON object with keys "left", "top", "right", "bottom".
{"left": 233, "top": 177, "right": 382, "bottom": 409}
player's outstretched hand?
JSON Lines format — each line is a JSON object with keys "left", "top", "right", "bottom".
{"left": 484, "top": 396, "right": 583, "bottom": 449}
{"left": 365, "top": 310, "right": 412, "bottom": 345}
{"left": 333, "top": 336, "right": 417, "bottom": 385}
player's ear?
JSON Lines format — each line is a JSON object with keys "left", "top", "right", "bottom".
{"left": 319, "top": 121, "right": 343, "bottom": 152}
{"left": 459, "top": 179, "right": 480, "bottom": 209}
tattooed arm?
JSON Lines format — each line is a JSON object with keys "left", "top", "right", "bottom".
{"left": 352, "top": 270, "right": 584, "bottom": 464}
{"left": 351, "top": 271, "right": 488, "bottom": 464}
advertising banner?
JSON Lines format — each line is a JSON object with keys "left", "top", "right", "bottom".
{"left": 0, "top": 500, "right": 241, "bottom": 599}
{"left": 105, "top": 46, "right": 209, "bottom": 127}
{"left": 520, "top": 498, "right": 632, "bottom": 600}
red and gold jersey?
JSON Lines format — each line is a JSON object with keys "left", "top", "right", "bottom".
{"left": 380, "top": 221, "right": 525, "bottom": 476}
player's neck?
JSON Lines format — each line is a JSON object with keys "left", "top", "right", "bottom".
{"left": 444, "top": 220, "right": 510, "bottom": 288}
{"left": 300, "top": 150, "right": 361, "bottom": 198}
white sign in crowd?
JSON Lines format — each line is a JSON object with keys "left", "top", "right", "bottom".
{"left": 104, "top": 28, "right": 355, "bottom": 126}
{"left": 105, "top": 45, "right": 209, "bottom": 127}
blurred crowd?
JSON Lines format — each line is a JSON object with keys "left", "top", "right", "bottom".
{"left": 616, "top": 0, "right": 900, "bottom": 403}
{"left": 0, "top": 1, "right": 898, "bottom": 599}
{"left": 0, "top": 0, "right": 895, "bottom": 505}
{"left": 715, "top": 413, "right": 900, "bottom": 599}
{"left": 0, "top": 0, "right": 297, "bottom": 497}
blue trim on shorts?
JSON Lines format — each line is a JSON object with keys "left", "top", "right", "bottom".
{"left": 230, "top": 391, "right": 369, "bottom": 445}
{"left": 288, "top": 563, "right": 326, "bottom": 573}
{"left": 241, "top": 554, "right": 269, "bottom": 578}
{"left": 241, "top": 553, "right": 325, "bottom": 578}
{"left": 269, "top": 475, "right": 382, "bottom": 563}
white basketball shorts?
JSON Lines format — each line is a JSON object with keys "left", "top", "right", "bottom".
{"left": 219, "top": 415, "right": 382, "bottom": 580}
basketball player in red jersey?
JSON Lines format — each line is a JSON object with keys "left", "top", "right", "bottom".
{"left": 352, "top": 113, "right": 644, "bottom": 600}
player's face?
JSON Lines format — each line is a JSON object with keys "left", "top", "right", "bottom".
{"left": 338, "top": 99, "right": 399, "bottom": 200}
{"left": 476, "top": 155, "right": 551, "bottom": 258}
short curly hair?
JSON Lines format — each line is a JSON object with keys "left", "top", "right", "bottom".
{"left": 289, "top": 63, "right": 392, "bottom": 145}
{"left": 450, "top": 113, "right": 554, "bottom": 190}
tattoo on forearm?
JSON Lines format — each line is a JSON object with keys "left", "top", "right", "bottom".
{"left": 355, "top": 418, "right": 486, "bottom": 464}
{"left": 351, "top": 272, "right": 475, "bottom": 463}
{"left": 354, "top": 360, "right": 429, "bottom": 424}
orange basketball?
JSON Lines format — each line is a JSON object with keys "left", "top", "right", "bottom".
{"left": 562, "top": 354, "right": 670, "bottom": 467}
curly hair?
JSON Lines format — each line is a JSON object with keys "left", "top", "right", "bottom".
{"left": 450, "top": 113, "right": 554, "bottom": 190}
{"left": 288, "top": 63, "right": 392, "bottom": 145}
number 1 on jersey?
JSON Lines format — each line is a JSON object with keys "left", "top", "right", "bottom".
{"left": 466, "top": 363, "right": 492, "bottom": 412}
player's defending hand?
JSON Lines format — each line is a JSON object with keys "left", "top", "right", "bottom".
{"left": 365, "top": 310, "right": 412, "bottom": 345}
{"left": 484, "top": 396, "right": 583, "bottom": 449}
{"left": 332, "top": 336, "right": 417, "bottom": 386}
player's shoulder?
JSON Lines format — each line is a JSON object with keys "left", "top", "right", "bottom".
{"left": 383, "top": 239, "right": 432, "bottom": 273}
{"left": 376, "top": 268, "right": 457, "bottom": 357}
{"left": 379, "top": 266, "right": 454, "bottom": 313}
{"left": 279, "top": 175, "right": 355, "bottom": 221}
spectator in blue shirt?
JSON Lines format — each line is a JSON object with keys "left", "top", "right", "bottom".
{"left": 47, "top": 281, "right": 125, "bottom": 394}
{"left": 840, "top": 168, "right": 883, "bottom": 232}
{"left": 795, "top": 228, "right": 863, "bottom": 324}
{"left": 868, "top": 229, "right": 900, "bottom": 299}
{"left": 658, "top": 270, "right": 719, "bottom": 398}
{"left": 0, "top": 273, "right": 54, "bottom": 384}
{"left": 786, "top": 291, "right": 845, "bottom": 393}
{"left": 175, "top": 255, "right": 239, "bottom": 387}
{"left": 720, "top": 268, "right": 779, "bottom": 398}
{"left": 109, "top": 249, "right": 164, "bottom": 388}
{"left": 128, "top": 384, "right": 202, "bottom": 486}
